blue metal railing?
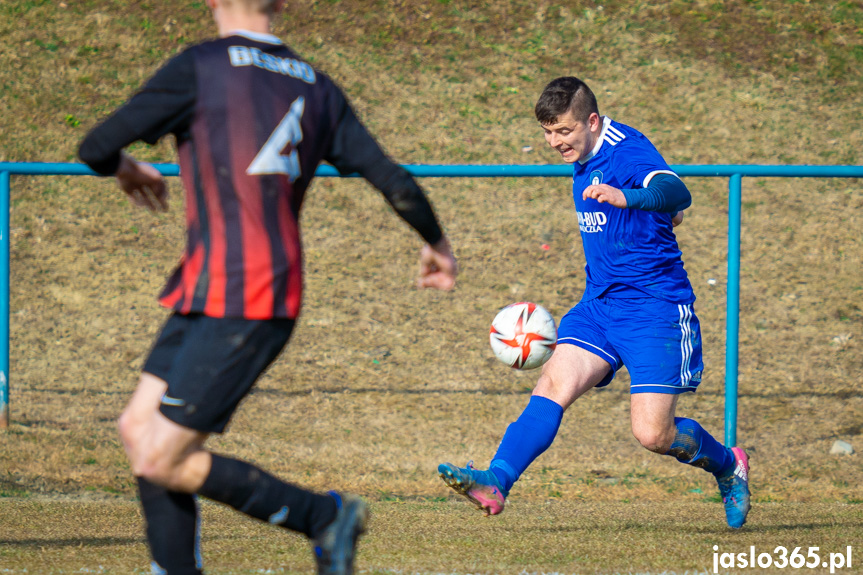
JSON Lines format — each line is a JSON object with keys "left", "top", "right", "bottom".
{"left": 1, "top": 162, "right": 862, "bottom": 442}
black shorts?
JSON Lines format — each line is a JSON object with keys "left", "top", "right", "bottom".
{"left": 142, "top": 313, "right": 295, "bottom": 433}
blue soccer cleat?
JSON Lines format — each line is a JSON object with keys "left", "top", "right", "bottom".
{"left": 312, "top": 492, "right": 369, "bottom": 575}
{"left": 438, "top": 461, "right": 508, "bottom": 516}
{"left": 716, "top": 447, "right": 751, "bottom": 529}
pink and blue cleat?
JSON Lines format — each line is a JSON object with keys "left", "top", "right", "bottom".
{"left": 438, "top": 461, "right": 508, "bottom": 516}
{"left": 716, "top": 447, "right": 751, "bottom": 529}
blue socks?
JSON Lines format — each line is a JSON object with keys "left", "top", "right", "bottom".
{"left": 486, "top": 403, "right": 731, "bottom": 494}
{"left": 489, "top": 395, "right": 564, "bottom": 493}
{"left": 666, "top": 417, "right": 733, "bottom": 475}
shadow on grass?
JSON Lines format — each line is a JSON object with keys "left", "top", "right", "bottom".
{"left": 0, "top": 536, "right": 143, "bottom": 548}
{"left": 0, "top": 532, "right": 260, "bottom": 548}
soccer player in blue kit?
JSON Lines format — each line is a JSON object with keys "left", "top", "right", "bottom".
{"left": 439, "top": 77, "right": 751, "bottom": 529}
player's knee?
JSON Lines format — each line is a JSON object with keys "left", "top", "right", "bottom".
{"left": 633, "top": 427, "right": 674, "bottom": 454}
{"left": 135, "top": 451, "right": 182, "bottom": 489}
{"left": 122, "top": 427, "right": 169, "bottom": 481}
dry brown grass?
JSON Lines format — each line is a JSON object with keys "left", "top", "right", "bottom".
{"left": 1, "top": 499, "right": 861, "bottom": 574}
{"left": 1, "top": 0, "right": 862, "bottom": 573}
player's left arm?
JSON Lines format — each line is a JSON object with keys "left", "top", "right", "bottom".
{"left": 113, "top": 152, "right": 169, "bottom": 213}
{"left": 324, "top": 93, "right": 456, "bottom": 290}
{"left": 582, "top": 173, "right": 691, "bottom": 215}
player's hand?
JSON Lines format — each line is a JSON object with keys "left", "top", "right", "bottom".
{"left": 672, "top": 211, "right": 684, "bottom": 227}
{"left": 116, "top": 153, "right": 169, "bottom": 213}
{"left": 582, "top": 184, "right": 626, "bottom": 208}
{"left": 417, "top": 237, "right": 457, "bottom": 291}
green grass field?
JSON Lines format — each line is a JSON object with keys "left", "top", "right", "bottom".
{"left": 1, "top": 0, "right": 862, "bottom": 573}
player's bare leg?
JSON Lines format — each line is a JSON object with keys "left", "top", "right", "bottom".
{"left": 439, "top": 344, "right": 609, "bottom": 515}
{"left": 119, "top": 374, "right": 208, "bottom": 492}
{"left": 124, "top": 393, "right": 366, "bottom": 574}
{"left": 125, "top": 408, "right": 210, "bottom": 492}
{"left": 533, "top": 343, "right": 611, "bottom": 409}
{"left": 631, "top": 392, "right": 751, "bottom": 529}
{"left": 629, "top": 393, "right": 679, "bottom": 454}
{"left": 118, "top": 374, "right": 204, "bottom": 575}
{"left": 117, "top": 373, "right": 168, "bottom": 459}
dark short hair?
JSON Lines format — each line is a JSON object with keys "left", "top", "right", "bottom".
{"left": 534, "top": 77, "right": 599, "bottom": 125}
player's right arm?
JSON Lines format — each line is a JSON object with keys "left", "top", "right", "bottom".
{"left": 78, "top": 50, "right": 196, "bottom": 211}
{"left": 625, "top": 173, "right": 690, "bottom": 228}
{"left": 584, "top": 174, "right": 691, "bottom": 213}
{"left": 324, "top": 94, "right": 457, "bottom": 291}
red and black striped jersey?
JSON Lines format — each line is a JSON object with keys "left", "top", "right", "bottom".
{"left": 80, "top": 31, "right": 443, "bottom": 319}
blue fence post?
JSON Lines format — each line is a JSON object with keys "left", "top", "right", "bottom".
{"left": 0, "top": 171, "right": 9, "bottom": 428}
{"left": 0, "top": 162, "right": 861, "bottom": 433}
{"left": 725, "top": 173, "right": 743, "bottom": 447}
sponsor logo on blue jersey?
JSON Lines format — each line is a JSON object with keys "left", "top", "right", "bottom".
{"left": 577, "top": 210, "right": 607, "bottom": 233}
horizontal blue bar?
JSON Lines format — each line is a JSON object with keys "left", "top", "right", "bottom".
{"left": 675, "top": 164, "right": 863, "bottom": 178}
{"left": 1, "top": 162, "right": 861, "bottom": 179}
{"left": 0, "top": 162, "right": 181, "bottom": 177}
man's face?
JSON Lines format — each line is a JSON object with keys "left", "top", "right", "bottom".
{"left": 541, "top": 111, "right": 599, "bottom": 164}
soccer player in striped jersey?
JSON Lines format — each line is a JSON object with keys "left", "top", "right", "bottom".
{"left": 439, "top": 77, "right": 750, "bottom": 530}
{"left": 78, "top": 0, "right": 457, "bottom": 573}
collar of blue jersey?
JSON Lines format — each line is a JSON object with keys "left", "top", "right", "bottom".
{"left": 578, "top": 115, "right": 613, "bottom": 165}
{"left": 227, "top": 29, "right": 283, "bottom": 45}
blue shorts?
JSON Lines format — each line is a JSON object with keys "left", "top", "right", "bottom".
{"left": 557, "top": 296, "right": 703, "bottom": 394}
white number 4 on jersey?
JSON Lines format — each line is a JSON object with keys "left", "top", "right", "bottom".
{"left": 247, "top": 96, "right": 305, "bottom": 181}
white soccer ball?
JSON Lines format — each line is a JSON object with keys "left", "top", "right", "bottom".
{"left": 489, "top": 302, "right": 557, "bottom": 370}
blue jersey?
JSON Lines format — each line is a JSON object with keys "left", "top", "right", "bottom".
{"left": 572, "top": 117, "right": 694, "bottom": 304}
